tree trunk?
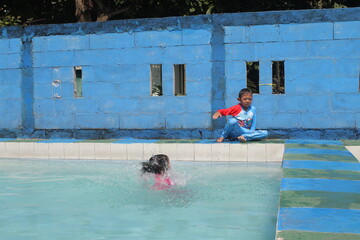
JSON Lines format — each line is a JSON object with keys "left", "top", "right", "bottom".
{"left": 75, "top": 0, "right": 130, "bottom": 22}
{"left": 75, "top": 0, "right": 93, "bottom": 22}
{"left": 318, "top": 0, "right": 324, "bottom": 9}
{"left": 311, "top": 0, "right": 325, "bottom": 9}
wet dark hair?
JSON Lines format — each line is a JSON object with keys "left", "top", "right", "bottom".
{"left": 141, "top": 154, "right": 170, "bottom": 174}
{"left": 238, "top": 88, "right": 252, "bottom": 98}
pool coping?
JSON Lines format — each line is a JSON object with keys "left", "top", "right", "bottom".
{"left": 0, "top": 138, "right": 286, "bottom": 162}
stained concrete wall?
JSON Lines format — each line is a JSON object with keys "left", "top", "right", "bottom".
{"left": 224, "top": 20, "right": 360, "bottom": 139}
{"left": 0, "top": 7, "right": 359, "bottom": 139}
{"left": 31, "top": 30, "right": 212, "bottom": 131}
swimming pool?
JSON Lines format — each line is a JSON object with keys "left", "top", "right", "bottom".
{"left": 0, "top": 159, "right": 282, "bottom": 240}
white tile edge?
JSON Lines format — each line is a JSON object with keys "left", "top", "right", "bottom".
{"left": 0, "top": 142, "right": 286, "bottom": 162}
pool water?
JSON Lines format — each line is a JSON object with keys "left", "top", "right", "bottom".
{"left": 0, "top": 159, "right": 282, "bottom": 240}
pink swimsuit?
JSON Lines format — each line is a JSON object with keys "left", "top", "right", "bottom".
{"left": 152, "top": 174, "right": 174, "bottom": 190}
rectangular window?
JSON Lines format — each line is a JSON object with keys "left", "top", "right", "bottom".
{"left": 174, "top": 64, "right": 186, "bottom": 96}
{"left": 74, "top": 66, "right": 83, "bottom": 98}
{"left": 246, "top": 62, "right": 259, "bottom": 94}
{"left": 150, "top": 64, "right": 162, "bottom": 96}
{"left": 272, "top": 61, "right": 285, "bottom": 94}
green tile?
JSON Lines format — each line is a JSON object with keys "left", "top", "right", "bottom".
{"left": 277, "top": 230, "right": 360, "bottom": 240}
{"left": 247, "top": 139, "right": 285, "bottom": 144}
{"left": 285, "top": 143, "right": 347, "bottom": 151}
{"left": 5, "top": 139, "right": 46, "bottom": 142}
{"left": 284, "top": 153, "right": 358, "bottom": 162}
{"left": 76, "top": 139, "right": 118, "bottom": 143}
{"left": 342, "top": 140, "right": 360, "bottom": 146}
{"left": 280, "top": 190, "right": 360, "bottom": 209}
{"left": 283, "top": 168, "right": 360, "bottom": 180}
{"left": 156, "top": 139, "right": 199, "bottom": 143}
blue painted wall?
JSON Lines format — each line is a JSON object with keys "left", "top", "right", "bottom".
{"left": 0, "top": 38, "right": 22, "bottom": 130}
{"left": 0, "top": 8, "right": 359, "bottom": 139}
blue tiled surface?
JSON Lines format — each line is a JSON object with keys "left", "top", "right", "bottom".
{"left": 281, "top": 178, "right": 360, "bottom": 193}
{"left": 278, "top": 208, "right": 360, "bottom": 233}
{"left": 283, "top": 160, "right": 360, "bottom": 172}
{"left": 285, "top": 139, "right": 344, "bottom": 145}
{"left": 285, "top": 148, "right": 353, "bottom": 156}
{"left": 278, "top": 139, "right": 360, "bottom": 238}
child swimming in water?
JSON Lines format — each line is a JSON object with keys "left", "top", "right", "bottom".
{"left": 141, "top": 154, "right": 174, "bottom": 190}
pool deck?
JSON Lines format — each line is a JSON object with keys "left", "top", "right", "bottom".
{"left": 276, "top": 139, "right": 360, "bottom": 240}
{"left": 0, "top": 138, "right": 360, "bottom": 240}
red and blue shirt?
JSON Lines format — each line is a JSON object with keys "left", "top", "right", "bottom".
{"left": 218, "top": 104, "right": 257, "bottom": 132}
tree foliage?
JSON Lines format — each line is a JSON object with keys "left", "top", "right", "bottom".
{"left": 1, "top": 0, "right": 359, "bottom": 27}
{"left": 1, "top": 0, "right": 76, "bottom": 26}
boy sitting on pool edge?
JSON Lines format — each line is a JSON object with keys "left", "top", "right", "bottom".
{"left": 212, "top": 88, "right": 268, "bottom": 143}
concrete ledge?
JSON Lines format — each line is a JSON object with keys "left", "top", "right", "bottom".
{"left": 0, "top": 139, "right": 284, "bottom": 162}
{"left": 0, "top": 138, "right": 358, "bottom": 162}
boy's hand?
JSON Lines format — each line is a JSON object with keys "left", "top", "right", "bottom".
{"left": 212, "top": 111, "right": 222, "bottom": 119}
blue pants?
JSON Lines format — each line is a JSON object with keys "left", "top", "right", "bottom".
{"left": 220, "top": 118, "right": 268, "bottom": 141}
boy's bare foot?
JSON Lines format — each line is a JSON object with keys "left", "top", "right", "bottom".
{"left": 238, "top": 136, "right": 246, "bottom": 143}
{"left": 216, "top": 137, "right": 224, "bottom": 143}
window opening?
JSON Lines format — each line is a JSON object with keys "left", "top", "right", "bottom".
{"left": 272, "top": 61, "right": 285, "bottom": 94}
{"left": 246, "top": 62, "right": 259, "bottom": 94}
{"left": 74, "top": 67, "right": 83, "bottom": 98}
{"left": 174, "top": 64, "right": 186, "bottom": 96}
{"left": 150, "top": 64, "right": 162, "bottom": 96}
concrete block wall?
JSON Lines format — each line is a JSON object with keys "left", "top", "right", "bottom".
{"left": 0, "top": 7, "right": 359, "bottom": 139}
{"left": 0, "top": 38, "right": 22, "bottom": 129}
{"left": 31, "top": 29, "right": 212, "bottom": 130}
{"left": 224, "top": 20, "right": 360, "bottom": 131}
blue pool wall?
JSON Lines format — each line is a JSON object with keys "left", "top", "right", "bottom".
{"left": 0, "top": 7, "right": 360, "bottom": 139}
